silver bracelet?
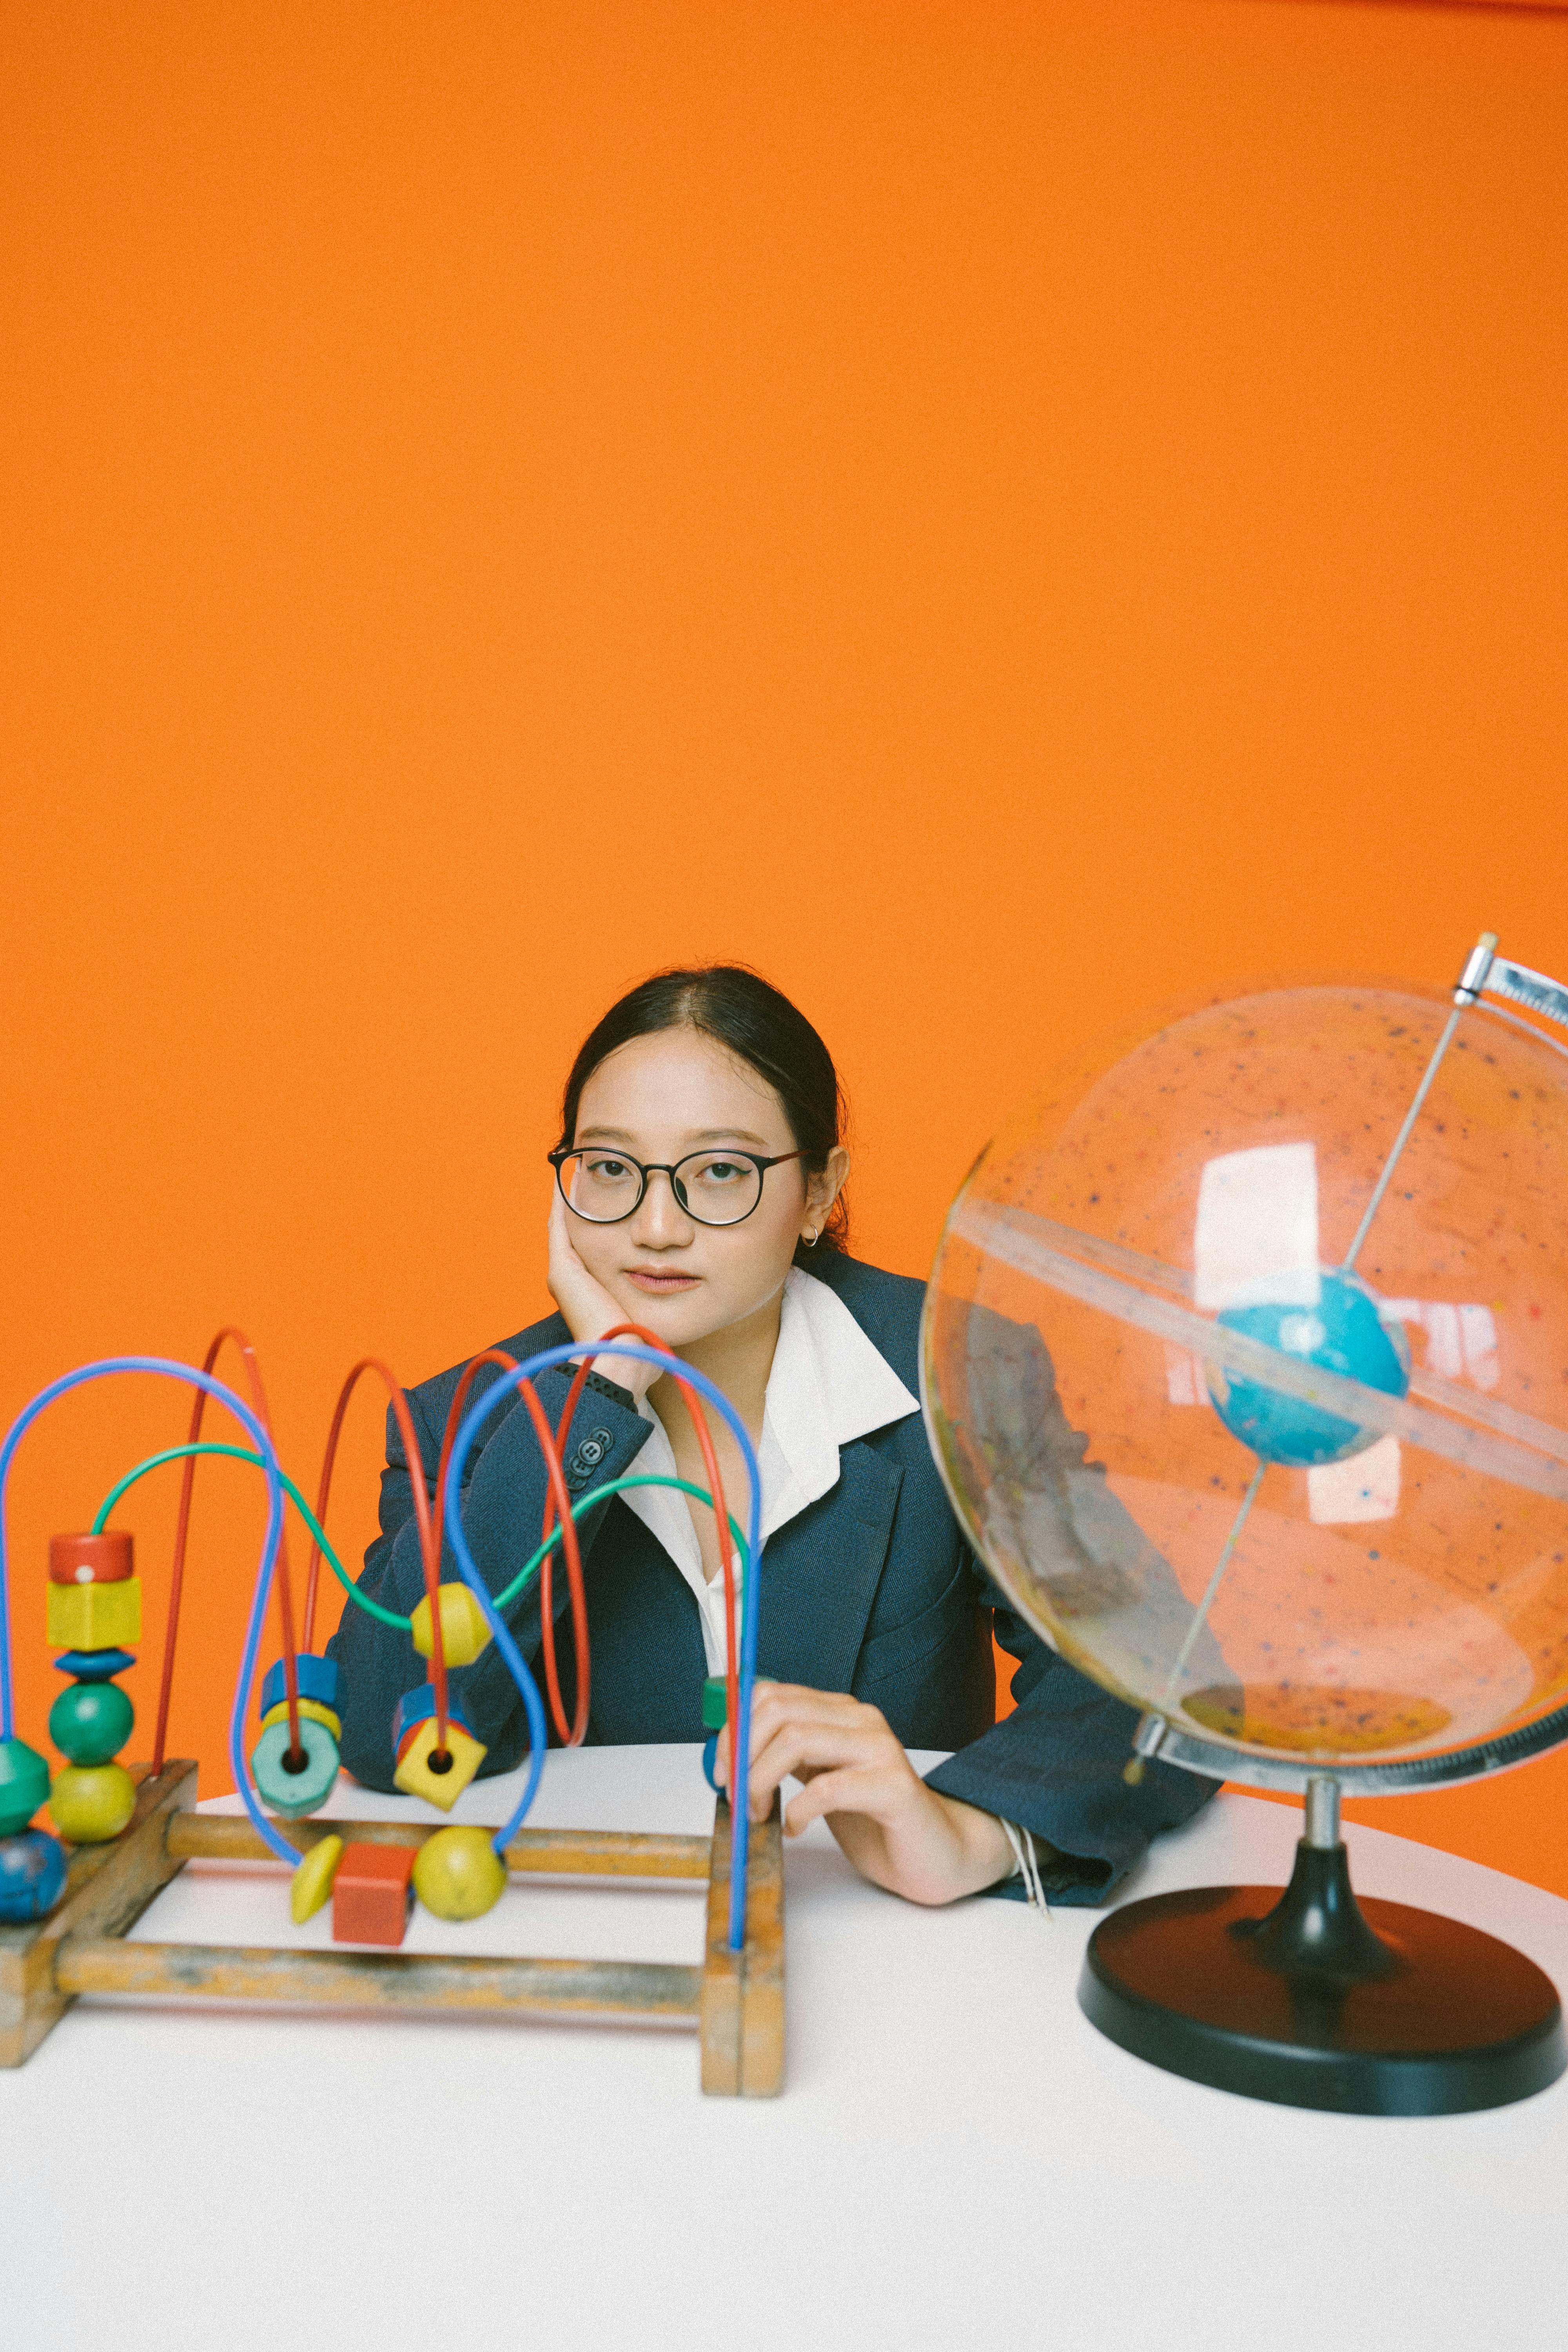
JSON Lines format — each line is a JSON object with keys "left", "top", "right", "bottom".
{"left": 998, "top": 1817, "right": 1052, "bottom": 1917}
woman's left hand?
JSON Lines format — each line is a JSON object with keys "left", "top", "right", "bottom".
{"left": 711, "top": 1681, "right": 1016, "bottom": 1907}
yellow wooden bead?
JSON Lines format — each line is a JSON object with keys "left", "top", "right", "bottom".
{"left": 49, "top": 1761, "right": 137, "bottom": 1844}
{"left": 260, "top": 1698, "right": 343, "bottom": 1742}
{"left": 412, "top": 1825, "right": 507, "bottom": 1921}
{"left": 392, "top": 1716, "right": 487, "bottom": 1811}
{"left": 409, "top": 1583, "right": 492, "bottom": 1668}
{"left": 290, "top": 1833, "right": 345, "bottom": 1924}
{"left": 46, "top": 1575, "right": 142, "bottom": 1655}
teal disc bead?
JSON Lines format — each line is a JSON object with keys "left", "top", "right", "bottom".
{"left": 251, "top": 1715, "right": 340, "bottom": 1817}
{"left": 0, "top": 1738, "right": 52, "bottom": 1838}
{"left": 49, "top": 1679, "right": 135, "bottom": 1767}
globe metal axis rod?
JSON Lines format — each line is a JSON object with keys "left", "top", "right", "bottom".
{"left": 1341, "top": 1005, "right": 1464, "bottom": 1274}
{"left": 1161, "top": 921, "right": 1509, "bottom": 1707}
{"left": 1343, "top": 929, "right": 1498, "bottom": 1274}
{"left": 1162, "top": 1461, "right": 1265, "bottom": 1711}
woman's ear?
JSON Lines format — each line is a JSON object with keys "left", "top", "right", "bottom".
{"left": 802, "top": 1145, "right": 850, "bottom": 1240}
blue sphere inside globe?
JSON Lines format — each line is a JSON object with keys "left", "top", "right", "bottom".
{"left": 0, "top": 1827, "right": 68, "bottom": 1923}
{"left": 1208, "top": 1270, "right": 1411, "bottom": 1467}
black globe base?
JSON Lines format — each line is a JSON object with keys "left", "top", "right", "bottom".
{"left": 1080, "top": 1834, "right": 1565, "bottom": 2115}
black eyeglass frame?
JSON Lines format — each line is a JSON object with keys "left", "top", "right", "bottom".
{"left": 548, "top": 1145, "right": 808, "bottom": 1228}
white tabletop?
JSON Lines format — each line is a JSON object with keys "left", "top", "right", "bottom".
{"left": 2, "top": 1746, "right": 1564, "bottom": 2352}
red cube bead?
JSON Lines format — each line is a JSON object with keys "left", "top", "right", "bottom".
{"left": 331, "top": 1842, "right": 416, "bottom": 1947}
{"left": 49, "top": 1532, "right": 134, "bottom": 1586}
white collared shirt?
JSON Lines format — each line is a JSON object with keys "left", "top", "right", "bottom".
{"left": 618, "top": 1267, "right": 921, "bottom": 1672}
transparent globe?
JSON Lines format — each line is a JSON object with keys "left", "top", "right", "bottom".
{"left": 923, "top": 965, "right": 1568, "bottom": 1790}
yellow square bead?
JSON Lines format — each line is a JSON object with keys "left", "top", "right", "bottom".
{"left": 47, "top": 1575, "right": 142, "bottom": 1653}
{"left": 393, "top": 1716, "right": 487, "bottom": 1811}
{"left": 409, "top": 1583, "right": 492, "bottom": 1668}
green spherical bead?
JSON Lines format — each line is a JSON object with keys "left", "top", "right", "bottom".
{"left": 49, "top": 1762, "right": 138, "bottom": 1844}
{"left": 49, "top": 1679, "right": 134, "bottom": 1766}
{"left": 0, "top": 1738, "right": 51, "bottom": 1837}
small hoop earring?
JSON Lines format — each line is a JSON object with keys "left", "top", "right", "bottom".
{"left": 804, "top": 1228, "right": 820, "bottom": 1248}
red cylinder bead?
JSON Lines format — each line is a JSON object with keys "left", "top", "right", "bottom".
{"left": 48, "top": 1532, "right": 134, "bottom": 1587}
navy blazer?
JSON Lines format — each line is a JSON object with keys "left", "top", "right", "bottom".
{"left": 328, "top": 1252, "right": 1214, "bottom": 1902}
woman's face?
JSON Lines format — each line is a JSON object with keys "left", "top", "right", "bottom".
{"left": 564, "top": 1027, "right": 844, "bottom": 1347}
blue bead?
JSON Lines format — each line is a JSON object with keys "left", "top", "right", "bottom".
{"left": 53, "top": 1648, "right": 136, "bottom": 1683}
{"left": 259, "top": 1653, "right": 340, "bottom": 1719}
{"left": 701, "top": 1733, "right": 720, "bottom": 1791}
{"left": 392, "top": 1682, "right": 473, "bottom": 1752}
{"left": 0, "top": 1829, "right": 68, "bottom": 1922}
{"left": 1210, "top": 1271, "right": 1411, "bottom": 1467}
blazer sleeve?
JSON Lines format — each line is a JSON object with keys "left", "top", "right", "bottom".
{"left": 918, "top": 1290, "right": 1225, "bottom": 1903}
{"left": 328, "top": 1365, "right": 655, "bottom": 1790}
{"left": 922, "top": 1559, "right": 1220, "bottom": 1906}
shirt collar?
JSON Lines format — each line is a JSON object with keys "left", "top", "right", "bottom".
{"left": 759, "top": 1266, "right": 919, "bottom": 1541}
{"left": 618, "top": 1267, "right": 920, "bottom": 1668}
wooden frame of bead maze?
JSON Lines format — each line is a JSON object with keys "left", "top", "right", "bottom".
{"left": 0, "top": 1325, "right": 782, "bottom": 2093}
{"left": 0, "top": 1760, "right": 785, "bottom": 2092}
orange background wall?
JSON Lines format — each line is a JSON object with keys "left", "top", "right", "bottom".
{"left": 4, "top": 1, "right": 1566, "bottom": 1888}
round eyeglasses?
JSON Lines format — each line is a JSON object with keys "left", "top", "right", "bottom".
{"left": 549, "top": 1145, "right": 806, "bottom": 1228}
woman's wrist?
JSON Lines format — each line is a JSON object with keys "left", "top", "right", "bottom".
{"left": 826, "top": 1781, "right": 1017, "bottom": 1907}
{"left": 587, "top": 1346, "right": 657, "bottom": 1403}
{"left": 929, "top": 1791, "right": 1017, "bottom": 1899}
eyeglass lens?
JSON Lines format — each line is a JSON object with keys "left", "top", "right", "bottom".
{"left": 557, "top": 1150, "right": 764, "bottom": 1226}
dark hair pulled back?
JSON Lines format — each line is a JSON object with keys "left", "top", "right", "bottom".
{"left": 558, "top": 966, "right": 849, "bottom": 1267}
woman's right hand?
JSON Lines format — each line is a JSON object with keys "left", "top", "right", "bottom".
{"left": 546, "top": 1191, "right": 660, "bottom": 1402}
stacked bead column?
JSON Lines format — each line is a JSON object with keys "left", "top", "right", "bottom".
{"left": 47, "top": 1533, "right": 141, "bottom": 1844}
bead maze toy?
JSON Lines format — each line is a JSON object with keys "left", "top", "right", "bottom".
{"left": 0, "top": 1325, "right": 783, "bottom": 2093}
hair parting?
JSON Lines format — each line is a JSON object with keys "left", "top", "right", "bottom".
{"left": 558, "top": 965, "right": 849, "bottom": 1266}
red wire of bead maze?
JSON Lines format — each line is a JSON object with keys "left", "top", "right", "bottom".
{"left": 542, "top": 1324, "right": 741, "bottom": 1764}
{"left": 430, "top": 1351, "right": 592, "bottom": 1746}
{"left": 154, "top": 1325, "right": 738, "bottom": 1783}
{"left": 303, "top": 1360, "right": 451, "bottom": 1747}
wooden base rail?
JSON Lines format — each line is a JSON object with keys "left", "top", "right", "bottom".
{"left": 165, "top": 1813, "right": 713, "bottom": 1879}
{"left": 0, "top": 1761, "right": 784, "bottom": 2091}
{"left": 53, "top": 1939, "right": 704, "bottom": 2019}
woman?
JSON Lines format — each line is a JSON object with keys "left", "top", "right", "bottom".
{"left": 331, "top": 966, "right": 1212, "bottom": 1905}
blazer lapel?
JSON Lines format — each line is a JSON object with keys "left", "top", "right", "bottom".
{"left": 756, "top": 1441, "right": 905, "bottom": 1695}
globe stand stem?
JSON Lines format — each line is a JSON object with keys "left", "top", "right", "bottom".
{"left": 1238, "top": 1778, "right": 1398, "bottom": 1987}
{"left": 1079, "top": 1777, "right": 1565, "bottom": 2115}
